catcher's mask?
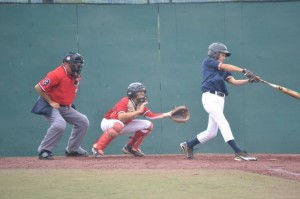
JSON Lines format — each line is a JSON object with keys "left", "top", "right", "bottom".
{"left": 63, "top": 52, "right": 84, "bottom": 75}
{"left": 127, "top": 82, "right": 147, "bottom": 100}
{"left": 136, "top": 95, "right": 147, "bottom": 104}
{"left": 208, "top": 42, "right": 231, "bottom": 60}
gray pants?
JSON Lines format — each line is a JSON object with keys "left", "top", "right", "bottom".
{"left": 38, "top": 107, "right": 89, "bottom": 153}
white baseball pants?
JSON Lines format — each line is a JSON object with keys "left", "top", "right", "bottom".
{"left": 197, "top": 92, "right": 234, "bottom": 143}
{"left": 101, "top": 118, "right": 152, "bottom": 134}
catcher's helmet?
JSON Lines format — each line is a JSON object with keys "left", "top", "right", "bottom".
{"left": 208, "top": 42, "right": 231, "bottom": 60}
{"left": 127, "top": 82, "right": 146, "bottom": 99}
{"left": 63, "top": 52, "right": 84, "bottom": 74}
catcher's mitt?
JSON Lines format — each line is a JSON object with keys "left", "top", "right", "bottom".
{"left": 170, "top": 106, "right": 190, "bottom": 123}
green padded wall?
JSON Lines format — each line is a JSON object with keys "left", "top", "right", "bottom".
{"left": 0, "top": 4, "right": 79, "bottom": 156}
{"left": 0, "top": 2, "right": 299, "bottom": 157}
{"left": 76, "top": 4, "right": 163, "bottom": 155}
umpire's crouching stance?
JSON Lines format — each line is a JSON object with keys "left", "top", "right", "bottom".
{"left": 31, "top": 52, "right": 90, "bottom": 160}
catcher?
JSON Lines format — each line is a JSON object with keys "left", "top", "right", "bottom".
{"left": 92, "top": 82, "right": 188, "bottom": 157}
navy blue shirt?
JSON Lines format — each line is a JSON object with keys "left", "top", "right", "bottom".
{"left": 201, "top": 57, "right": 232, "bottom": 96}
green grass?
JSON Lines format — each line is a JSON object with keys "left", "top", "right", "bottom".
{"left": 0, "top": 169, "right": 300, "bottom": 199}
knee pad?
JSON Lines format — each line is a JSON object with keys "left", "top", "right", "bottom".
{"left": 106, "top": 122, "right": 124, "bottom": 137}
{"left": 113, "top": 122, "right": 124, "bottom": 132}
{"left": 141, "top": 122, "right": 153, "bottom": 136}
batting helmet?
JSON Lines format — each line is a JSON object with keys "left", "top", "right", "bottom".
{"left": 127, "top": 82, "right": 146, "bottom": 99}
{"left": 208, "top": 42, "right": 231, "bottom": 60}
{"left": 63, "top": 52, "right": 84, "bottom": 74}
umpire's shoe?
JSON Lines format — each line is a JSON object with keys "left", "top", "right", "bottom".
{"left": 180, "top": 141, "right": 194, "bottom": 159}
{"left": 65, "top": 147, "right": 89, "bottom": 157}
{"left": 39, "top": 150, "right": 54, "bottom": 160}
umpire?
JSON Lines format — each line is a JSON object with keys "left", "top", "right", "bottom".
{"left": 32, "top": 52, "right": 90, "bottom": 160}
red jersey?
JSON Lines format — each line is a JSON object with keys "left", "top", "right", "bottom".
{"left": 104, "top": 97, "right": 163, "bottom": 124}
{"left": 38, "top": 65, "right": 80, "bottom": 106}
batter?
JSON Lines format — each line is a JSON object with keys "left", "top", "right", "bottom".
{"left": 180, "top": 42, "right": 259, "bottom": 161}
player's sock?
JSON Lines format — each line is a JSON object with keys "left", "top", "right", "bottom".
{"left": 187, "top": 137, "right": 200, "bottom": 148}
{"left": 227, "top": 140, "right": 242, "bottom": 153}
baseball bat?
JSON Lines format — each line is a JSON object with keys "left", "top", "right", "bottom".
{"left": 260, "top": 79, "right": 300, "bottom": 100}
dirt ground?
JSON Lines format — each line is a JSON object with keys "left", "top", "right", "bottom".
{"left": 1, "top": 154, "right": 300, "bottom": 181}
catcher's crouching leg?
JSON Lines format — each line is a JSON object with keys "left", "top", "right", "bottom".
{"left": 124, "top": 123, "right": 153, "bottom": 157}
{"left": 92, "top": 122, "right": 123, "bottom": 157}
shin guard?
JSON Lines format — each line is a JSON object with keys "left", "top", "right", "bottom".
{"left": 130, "top": 123, "right": 153, "bottom": 150}
{"left": 95, "top": 122, "right": 123, "bottom": 152}
{"left": 127, "top": 131, "right": 144, "bottom": 147}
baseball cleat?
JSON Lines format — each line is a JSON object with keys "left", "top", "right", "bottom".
{"left": 38, "top": 150, "right": 54, "bottom": 160}
{"left": 92, "top": 145, "right": 104, "bottom": 158}
{"left": 122, "top": 145, "right": 144, "bottom": 156}
{"left": 180, "top": 141, "right": 194, "bottom": 159}
{"left": 125, "top": 144, "right": 144, "bottom": 157}
{"left": 234, "top": 151, "right": 257, "bottom": 161}
{"left": 65, "top": 147, "right": 89, "bottom": 157}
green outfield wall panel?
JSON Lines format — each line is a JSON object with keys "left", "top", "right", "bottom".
{"left": 0, "top": 4, "right": 79, "bottom": 156}
{"left": 75, "top": 4, "right": 163, "bottom": 154}
{"left": 0, "top": 2, "right": 299, "bottom": 157}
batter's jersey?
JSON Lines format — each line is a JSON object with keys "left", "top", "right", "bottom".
{"left": 38, "top": 65, "right": 80, "bottom": 106}
{"left": 201, "top": 57, "right": 232, "bottom": 96}
{"left": 104, "top": 97, "right": 162, "bottom": 125}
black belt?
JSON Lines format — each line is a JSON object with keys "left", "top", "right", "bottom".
{"left": 209, "top": 91, "right": 225, "bottom": 97}
{"left": 60, "top": 105, "right": 70, "bottom": 108}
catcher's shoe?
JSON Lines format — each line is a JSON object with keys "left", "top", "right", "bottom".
{"left": 180, "top": 142, "right": 194, "bottom": 159}
{"left": 39, "top": 150, "right": 54, "bottom": 160}
{"left": 92, "top": 145, "right": 104, "bottom": 158}
{"left": 234, "top": 151, "right": 257, "bottom": 161}
{"left": 125, "top": 144, "right": 144, "bottom": 157}
{"left": 65, "top": 147, "right": 89, "bottom": 157}
{"left": 122, "top": 145, "right": 144, "bottom": 156}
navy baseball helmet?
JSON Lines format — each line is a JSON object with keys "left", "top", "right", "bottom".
{"left": 208, "top": 42, "right": 231, "bottom": 60}
{"left": 127, "top": 82, "right": 146, "bottom": 98}
{"left": 63, "top": 52, "right": 84, "bottom": 74}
